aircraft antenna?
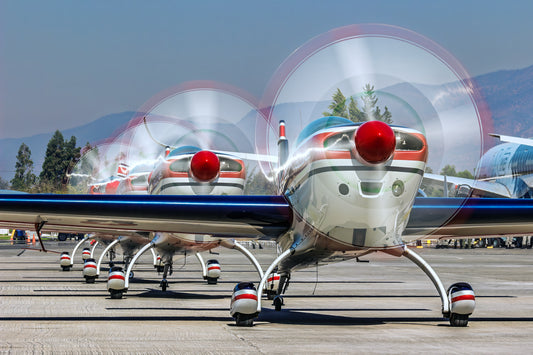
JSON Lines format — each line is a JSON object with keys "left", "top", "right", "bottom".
{"left": 143, "top": 116, "right": 177, "bottom": 150}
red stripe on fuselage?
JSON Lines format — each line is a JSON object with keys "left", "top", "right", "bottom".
{"left": 208, "top": 266, "right": 221, "bottom": 270}
{"left": 109, "top": 274, "right": 125, "bottom": 281}
{"left": 268, "top": 276, "right": 280, "bottom": 282}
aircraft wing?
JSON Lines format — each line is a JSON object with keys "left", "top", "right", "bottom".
{"left": 0, "top": 194, "right": 292, "bottom": 239}
{"left": 404, "top": 197, "right": 533, "bottom": 241}
{"left": 422, "top": 173, "right": 511, "bottom": 198}
{"left": 489, "top": 133, "right": 533, "bottom": 147}
{"left": 2, "top": 194, "right": 533, "bottom": 243}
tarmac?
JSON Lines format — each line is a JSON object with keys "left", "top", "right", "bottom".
{"left": 0, "top": 240, "right": 532, "bottom": 354}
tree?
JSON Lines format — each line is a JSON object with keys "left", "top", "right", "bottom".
{"left": 440, "top": 164, "right": 474, "bottom": 179}
{"left": 322, "top": 88, "right": 348, "bottom": 118}
{"left": 39, "top": 130, "right": 81, "bottom": 192}
{"left": 380, "top": 106, "right": 393, "bottom": 124}
{"left": 0, "top": 177, "right": 9, "bottom": 190}
{"left": 440, "top": 164, "right": 457, "bottom": 177}
{"left": 10, "top": 143, "right": 36, "bottom": 191}
{"left": 323, "top": 85, "right": 392, "bottom": 123}
{"left": 361, "top": 84, "right": 378, "bottom": 119}
{"left": 348, "top": 96, "right": 365, "bottom": 122}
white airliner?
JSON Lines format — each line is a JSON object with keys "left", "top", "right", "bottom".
{"left": 422, "top": 134, "right": 533, "bottom": 199}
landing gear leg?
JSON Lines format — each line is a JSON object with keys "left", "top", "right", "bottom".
{"left": 403, "top": 247, "right": 475, "bottom": 327}
{"left": 96, "top": 238, "right": 120, "bottom": 277}
{"left": 160, "top": 263, "right": 172, "bottom": 291}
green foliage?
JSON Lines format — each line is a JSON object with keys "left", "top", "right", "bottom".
{"left": 39, "top": 130, "right": 81, "bottom": 193}
{"left": 0, "top": 177, "right": 9, "bottom": 190}
{"left": 440, "top": 164, "right": 457, "bottom": 177}
{"left": 10, "top": 143, "right": 36, "bottom": 192}
{"left": 361, "top": 84, "right": 378, "bottom": 117}
{"left": 323, "top": 85, "right": 393, "bottom": 123}
{"left": 348, "top": 97, "right": 365, "bottom": 122}
{"left": 456, "top": 170, "right": 474, "bottom": 179}
{"left": 322, "top": 88, "right": 348, "bottom": 118}
{"left": 440, "top": 164, "right": 474, "bottom": 179}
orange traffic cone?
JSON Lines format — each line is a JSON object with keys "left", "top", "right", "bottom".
{"left": 32, "top": 232, "right": 36, "bottom": 245}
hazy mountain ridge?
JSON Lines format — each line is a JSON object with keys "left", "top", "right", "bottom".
{"left": 1, "top": 65, "right": 533, "bottom": 180}
{"left": 474, "top": 65, "right": 533, "bottom": 137}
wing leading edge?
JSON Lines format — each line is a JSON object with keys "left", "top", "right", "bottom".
{"left": 404, "top": 197, "right": 533, "bottom": 240}
{"left": 0, "top": 194, "right": 292, "bottom": 239}
{"left": 2, "top": 194, "right": 533, "bottom": 242}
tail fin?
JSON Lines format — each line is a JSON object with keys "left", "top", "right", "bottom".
{"left": 117, "top": 163, "right": 130, "bottom": 178}
{"left": 278, "top": 121, "right": 288, "bottom": 167}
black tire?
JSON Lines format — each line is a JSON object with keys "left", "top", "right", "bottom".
{"left": 61, "top": 266, "right": 71, "bottom": 271}
{"left": 449, "top": 313, "right": 469, "bottom": 327}
{"left": 129, "top": 271, "right": 134, "bottom": 279}
{"left": 273, "top": 296, "right": 283, "bottom": 311}
{"left": 110, "top": 291, "right": 123, "bottom": 299}
{"left": 85, "top": 277, "right": 95, "bottom": 284}
{"left": 235, "top": 316, "right": 254, "bottom": 327}
{"left": 266, "top": 290, "right": 276, "bottom": 300}
{"left": 161, "top": 280, "right": 168, "bottom": 291}
{"left": 207, "top": 277, "right": 218, "bottom": 285}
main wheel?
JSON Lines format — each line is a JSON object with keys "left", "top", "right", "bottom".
{"left": 160, "top": 279, "right": 168, "bottom": 291}
{"left": 235, "top": 316, "right": 254, "bottom": 327}
{"left": 449, "top": 313, "right": 469, "bottom": 327}
{"left": 273, "top": 296, "right": 283, "bottom": 311}
{"left": 206, "top": 277, "right": 218, "bottom": 285}
{"left": 110, "top": 290, "right": 123, "bottom": 299}
{"left": 85, "top": 277, "right": 95, "bottom": 284}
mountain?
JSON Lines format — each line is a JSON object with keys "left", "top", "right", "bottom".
{"left": 474, "top": 65, "right": 533, "bottom": 137}
{"left": 1, "top": 65, "right": 533, "bottom": 181}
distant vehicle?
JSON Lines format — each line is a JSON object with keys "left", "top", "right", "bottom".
{"left": 12, "top": 229, "right": 27, "bottom": 243}
{"left": 57, "top": 233, "right": 85, "bottom": 241}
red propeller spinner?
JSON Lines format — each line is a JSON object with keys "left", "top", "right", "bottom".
{"left": 190, "top": 150, "right": 220, "bottom": 182}
{"left": 354, "top": 121, "right": 396, "bottom": 164}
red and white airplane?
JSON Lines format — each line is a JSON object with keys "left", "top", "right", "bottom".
{"left": 3, "top": 116, "right": 533, "bottom": 327}
{"left": 3, "top": 24, "right": 532, "bottom": 329}
{"left": 62, "top": 82, "right": 272, "bottom": 296}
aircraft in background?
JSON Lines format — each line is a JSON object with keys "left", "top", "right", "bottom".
{"left": 60, "top": 82, "right": 274, "bottom": 297}
{"left": 422, "top": 133, "right": 533, "bottom": 199}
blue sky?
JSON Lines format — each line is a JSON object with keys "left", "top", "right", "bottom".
{"left": 0, "top": 0, "right": 531, "bottom": 139}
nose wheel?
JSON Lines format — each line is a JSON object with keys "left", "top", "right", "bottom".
{"left": 273, "top": 296, "right": 284, "bottom": 311}
{"left": 160, "top": 279, "right": 169, "bottom": 291}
